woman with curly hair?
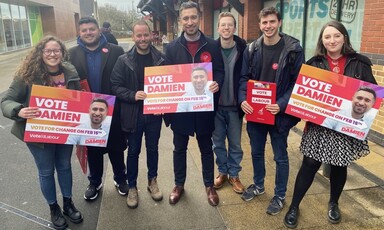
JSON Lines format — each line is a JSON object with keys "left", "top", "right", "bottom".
{"left": 1, "top": 36, "right": 83, "bottom": 230}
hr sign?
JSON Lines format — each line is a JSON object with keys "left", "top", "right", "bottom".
{"left": 329, "top": 0, "right": 358, "bottom": 23}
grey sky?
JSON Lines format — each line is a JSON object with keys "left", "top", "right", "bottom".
{"left": 97, "top": 0, "right": 141, "bottom": 11}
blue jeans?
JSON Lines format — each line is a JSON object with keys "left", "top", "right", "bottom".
{"left": 173, "top": 132, "right": 214, "bottom": 187}
{"left": 126, "top": 114, "right": 162, "bottom": 188}
{"left": 246, "top": 122, "right": 289, "bottom": 198}
{"left": 212, "top": 109, "right": 243, "bottom": 177}
{"left": 27, "top": 143, "right": 73, "bottom": 205}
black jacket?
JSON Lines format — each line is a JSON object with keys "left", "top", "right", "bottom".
{"left": 164, "top": 31, "right": 225, "bottom": 136}
{"left": 68, "top": 40, "right": 126, "bottom": 153}
{"left": 306, "top": 53, "right": 377, "bottom": 84}
{"left": 111, "top": 45, "right": 166, "bottom": 132}
{"left": 239, "top": 33, "right": 305, "bottom": 133}
{"left": 217, "top": 35, "right": 247, "bottom": 117}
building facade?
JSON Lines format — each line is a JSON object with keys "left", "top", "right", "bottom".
{"left": 138, "top": 0, "right": 383, "bottom": 145}
{"left": 0, "top": 0, "right": 81, "bottom": 54}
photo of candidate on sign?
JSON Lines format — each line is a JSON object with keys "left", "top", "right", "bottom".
{"left": 24, "top": 85, "right": 116, "bottom": 147}
{"left": 286, "top": 64, "right": 383, "bottom": 140}
{"left": 143, "top": 62, "right": 214, "bottom": 114}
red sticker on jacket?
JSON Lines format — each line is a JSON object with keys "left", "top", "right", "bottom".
{"left": 102, "top": 48, "right": 109, "bottom": 53}
{"left": 201, "top": 51, "right": 212, "bottom": 62}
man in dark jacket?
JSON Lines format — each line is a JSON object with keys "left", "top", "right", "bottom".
{"left": 111, "top": 20, "right": 166, "bottom": 209}
{"left": 101, "top": 21, "right": 118, "bottom": 45}
{"left": 164, "top": 1, "right": 224, "bottom": 207}
{"left": 238, "top": 7, "right": 304, "bottom": 215}
{"left": 213, "top": 12, "right": 247, "bottom": 194}
{"left": 68, "top": 17, "right": 127, "bottom": 201}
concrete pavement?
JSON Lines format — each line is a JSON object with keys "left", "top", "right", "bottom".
{"left": 0, "top": 39, "right": 383, "bottom": 229}
{"left": 96, "top": 121, "right": 384, "bottom": 230}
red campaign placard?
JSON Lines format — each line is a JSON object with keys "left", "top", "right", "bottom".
{"left": 76, "top": 145, "right": 88, "bottom": 174}
{"left": 143, "top": 62, "right": 214, "bottom": 114}
{"left": 246, "top": 80, "right": 276, "bottom": 125}
{"left": 286, "top": 64, "right": 384, "bottom": 140}
{"left": 24, "top": 85, "right": 116, "bottom": 147}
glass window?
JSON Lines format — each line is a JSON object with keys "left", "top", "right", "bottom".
{"left": 20, "top": 6, "right": 30, "bottom": 47}
{"left": 337, "top": 0, "right": 364, "bottom": 51}
{"left": 304, "top": 0, "right": 333, "bottom": 59}
{"left": 0, "top": 3, "right": 6, "bottom": 52}
{"left": 11, "top": 4, "right": 24, "bottom": 48}
{"left": 28, "top": 6, "right": 43, "bottom": 45}
{"left": 265, "top": 0, "right": 304, "bottom": 48}
{"left": 1, "top": 3, "right": 16, "bottom": 51}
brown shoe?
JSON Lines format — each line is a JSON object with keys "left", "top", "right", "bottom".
{"left": 213, "top": 174, "right": 228, "bottom": 189}
{"left": 169, "top": 185, "right": 184, "bottom": 205}
{"left": 228, "top": 177, "right": 245, "bottom": 194}
{"left": 206, "top": 186, "right": 219, "bottom": 206}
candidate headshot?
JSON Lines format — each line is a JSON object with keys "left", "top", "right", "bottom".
{"left": 191, "top": 66, "right": 208, "bottom": 95}
{"left": 89, "top": 98, "right": 108, "bottom": 129}
{"left": 351, "top": 86, "right": 376, "bottom": 119}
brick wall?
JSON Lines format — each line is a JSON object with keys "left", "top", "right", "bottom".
{"left": 361, "top": 0, "right": 384, "bottom": 146}
{"left": 241, "top": 0, "right": 261, "bottom": 42}
{"left": 199, "top": 0, "right": 213, "bottom": 37}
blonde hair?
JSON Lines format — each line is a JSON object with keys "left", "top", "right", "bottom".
{"left": 217, "top": 12, "right": 237, "bottom": 28}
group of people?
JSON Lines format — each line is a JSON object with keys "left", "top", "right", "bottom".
{"left": 0, "top": 1, "right": 378, "bottom": 229}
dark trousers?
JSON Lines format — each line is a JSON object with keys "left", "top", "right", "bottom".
{"left": 173, "top": 132, "right": 214, "bottom": 187}
{"left": 126, "top": 114, "right": 162, "bottom": 188}
{"left": 87, "top": 148, "right": 126, "bottom": 186}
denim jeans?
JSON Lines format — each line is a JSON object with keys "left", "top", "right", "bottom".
{"left": 27, "top": 143, "right": 73, "bottom": 205}
{"left": 87, "top": 148, "right": 126, "bottom": 186}
{"left": 173, "top": 132, "right": 214, "bottom": 187}
{"left": 126, "top": 114, "right": 162, "bottom": 188}
{"left": 212, "top": 109, "right": 243, "bottom": 177}
{"left": 246, "top": 122, "right": 289, "bottom": 198}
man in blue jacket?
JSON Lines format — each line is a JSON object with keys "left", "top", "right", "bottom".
{"left": 69, "top": 17, "right": 127, "bottom": 201}
{"left": 238, "top": 7, "right": 304, "bottom": 215}
{"left": 164, "top": 1, "right": 224, "bottom": 206}
{"left": 111, "top": 20, "right": 166, "bottom": 209}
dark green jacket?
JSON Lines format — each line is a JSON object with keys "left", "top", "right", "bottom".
{"left": 1, "top": 62, "right": 80, "bottom": 143}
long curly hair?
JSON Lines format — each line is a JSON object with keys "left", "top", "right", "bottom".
{"left": 14, "top": 35, "right": 69, "bottom": 84}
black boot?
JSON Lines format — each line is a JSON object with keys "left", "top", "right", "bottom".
{"left": 49, "top": 202, "right": 68, "bottom": 230}
{"left": 284, "top": 206, "right": 300, "bottom": 229}
{"left": 63, "top": 197, "right": 83, "bottom": 224}
{"left": 328, "top": 201, "right": 341, "bottom": 224}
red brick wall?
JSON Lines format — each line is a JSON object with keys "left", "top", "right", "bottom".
{"left": 242, "top": 0, "right": 261, "bottom": 42}
{"left": 361, "top": 0, "right": 384, "bottom": 54}
{"left": 361, "top": 0, "right": 384, "bottom": 145}
{"left": 199, "top": 0, "right": 214, "bottom": 37}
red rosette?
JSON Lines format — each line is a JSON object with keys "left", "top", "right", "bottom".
{"left": 200, "top": 51, "right": 212, "bottom": 62}
{"left": 102, "top": 48, "right": 109, "bottom": 53}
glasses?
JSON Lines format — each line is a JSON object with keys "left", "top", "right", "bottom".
{"left": 42, "top": 49, "right": 61, "bottom": 56}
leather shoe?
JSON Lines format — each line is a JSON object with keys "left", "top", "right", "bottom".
{"left": 228, "top": 177, "right": 245, "bottom": 194}
{"left": 328, "top": 202, "right": 341, "bottom": 224}
{"left": 284, "top": 206, "right": 299, "bottom": 229}
{"left": 169, "top": 185, "right": 184, "bottom": 205}
{"left": 206, "top": 186, "right": 219, "bottom": 206}
{"left": 214, "top": 174, "right": 227, "bottom": 189}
